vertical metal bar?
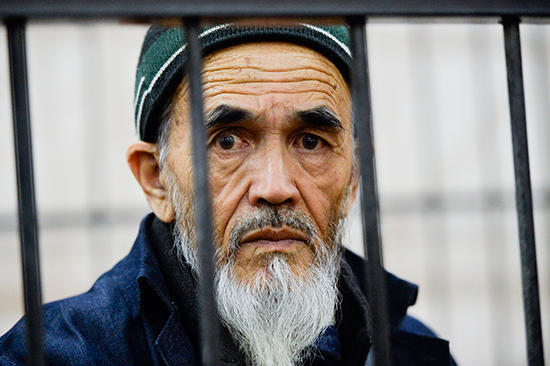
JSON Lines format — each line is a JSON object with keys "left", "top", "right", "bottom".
{"left": 183, "top": 18, "right": 221, "bottom": 366}
{"left": 348, "top": 16, "right": 393, "bottom": 366}
{"left": 6, "top": 18, "right": 45, "bottom": 366}
{"left": 502, "top": 17, "right": 545, "bottom": 366}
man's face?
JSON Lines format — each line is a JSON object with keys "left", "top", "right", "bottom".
{"left": 163, "top": 42, "right": 355, "bottom": 284}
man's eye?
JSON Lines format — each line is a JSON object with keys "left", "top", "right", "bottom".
{"left": 300, "top": 134, "right": 321, "bottom": 150}
{"left": 218, "top": 134, "right": 236, "bottom": 150}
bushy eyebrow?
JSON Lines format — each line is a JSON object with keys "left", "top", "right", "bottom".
{"left": 204, "top": 104, "right": 343, "bottom": 133}
{"left": 295, "top": 106, "right": 344, "bottom": 131}
{"left": 205, "top": 104, "right": 254, "bottom": 130}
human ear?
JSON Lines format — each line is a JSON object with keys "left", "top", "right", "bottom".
{"left": 126, "top": 142, "right": 175, "bottom": 223}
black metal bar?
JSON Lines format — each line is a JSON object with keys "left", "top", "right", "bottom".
{"left": 2, "top": 0, "right": 550, "bottom": 19}
{"left": 348, "top": 17, "right": 393, "bottom": 366}
{"left": 502, "top": 17, "right": 545, "bottom": 366}
{"left": 6, "top": 18, "right": 45, "bottom": 366}
{"left": 184, "top": 18, "right": 221, "bottom": 366}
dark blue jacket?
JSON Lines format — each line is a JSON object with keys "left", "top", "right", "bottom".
{"left": 0, "top": 214, "right": 454, "bottom": 365}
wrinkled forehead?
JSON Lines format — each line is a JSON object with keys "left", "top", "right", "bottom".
{"left": 204, "top": 41, "right": 344, "bottom": 70}
{"left": 172, "top": 42, "right": 351, "bottom": 125}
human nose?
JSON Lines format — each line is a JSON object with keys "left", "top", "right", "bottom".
{"left": 247, "top": 144, "right": 300, "bottom": 206}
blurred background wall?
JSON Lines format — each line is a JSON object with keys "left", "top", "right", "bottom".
{"left": 0, "top": 21, "right": 548, "bottom": 365}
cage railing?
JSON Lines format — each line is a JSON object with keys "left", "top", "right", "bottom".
{"left": 1, "top": 2, "right": 547, "bottom": 365}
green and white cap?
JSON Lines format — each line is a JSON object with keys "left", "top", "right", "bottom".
{"left": 134, "top": 23, "right": 351, "bottom": 142}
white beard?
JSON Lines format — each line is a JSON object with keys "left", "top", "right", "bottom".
{"left": 164, "top": 170, "right": 343, "bottom": 366}
{"left": 216, "top": 244, "right": 341, "bottom": 366}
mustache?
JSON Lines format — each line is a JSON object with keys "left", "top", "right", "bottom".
{"left": 227, "top": 206, "right": 318, "bottom": 253}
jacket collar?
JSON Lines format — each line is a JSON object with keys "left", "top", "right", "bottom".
{"left": 341, "top": 249, "right": 420, "bottom": 327}
{"left": 132, "top": 214, "right": 195, "bottom": 365}
{"left": 340, "top": 249, "right": 451, "bottom": 365}
{"left": 335, "top": 248, "right": 422, "bottom": 364}
{"left": 135, "top": 214, "right": 245, "bottom": 366}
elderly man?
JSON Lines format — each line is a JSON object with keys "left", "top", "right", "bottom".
{"left": 0, "top": 24, "right": 454, "bottom": 366}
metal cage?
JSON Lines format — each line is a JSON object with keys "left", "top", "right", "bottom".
{"left": 1, "top": 1, "right": 547, "bottom": 365}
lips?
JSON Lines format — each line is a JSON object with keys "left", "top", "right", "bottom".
{"left": 239, "top": 227, "right": 309, "bottom": 246}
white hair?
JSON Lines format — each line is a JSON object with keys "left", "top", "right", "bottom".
{"left": 216, "top": 229, "right": 342, "bottom": 366}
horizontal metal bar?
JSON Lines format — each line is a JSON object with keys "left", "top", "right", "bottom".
{"left": 502, "top": 17, "right": 545, "bottom": 366}
{"left": 1, "top": 0, "right": 550, "bottom": 19}
{"left": 6, "top": 18, "right": 45, "bottom": 366}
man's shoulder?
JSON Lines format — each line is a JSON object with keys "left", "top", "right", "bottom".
{"left": 0, "top": 221, "right": 152, "bottom": 366}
